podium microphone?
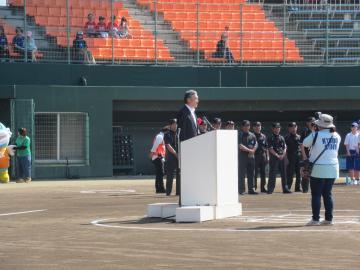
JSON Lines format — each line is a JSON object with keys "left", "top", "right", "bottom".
{"left": 203, "top": 116, "right": 215, "bottom": 131}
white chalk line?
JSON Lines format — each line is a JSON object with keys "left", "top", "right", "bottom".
{"left": 0, "top": 209, "right": 48, "bottom": 217}
{"left": 91, "top": 218, "right": 360, "bottom": 233}
{"left": 80, "top": 189, "right": 138, "bottom": 194}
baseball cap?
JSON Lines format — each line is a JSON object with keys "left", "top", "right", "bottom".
{"left": 168, "top": 118, "right": 177, "bottom": 125}
{"left": 253, "top": 121, "right": 261, "bottom": 127}
{"left": 288, "top": 122, "right": 297, "bottom": 127}
{"left": 351, "top": 122, "right": 358, "bottom": 127}
{"left": 306, "top": 117, "right": 316, "bottom": 123}
{"left": 272, "top": 122, "right": 281, "bottom": 128}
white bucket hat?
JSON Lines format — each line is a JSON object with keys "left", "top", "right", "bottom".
{"left": 315, "top": 113, "right": 335, "bottom": 129}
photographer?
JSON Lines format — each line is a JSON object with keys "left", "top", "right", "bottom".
{"left": 301, "top": 114, "right": 341, "bottom": 226}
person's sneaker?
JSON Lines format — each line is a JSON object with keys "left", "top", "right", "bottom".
{"left": 25, "top": 178, "right": 32, "bottom": 183}
{"left": 320, "top": 220, "right": 334, "bottom": 226}
{"left": 16, "top": 179, "right": 24, "bottom": 183}
{"left": 283, "top": 190, "right": 292, "bottom": 194}
{"left": 306, "top": 219, "right": 320, "bottom": 226}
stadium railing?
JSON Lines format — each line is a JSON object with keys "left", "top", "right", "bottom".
{"left": 0, "top": 0, "right": 359, "bottom": 66}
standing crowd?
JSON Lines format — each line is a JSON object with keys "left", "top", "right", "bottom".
{"left": 149, "top": 90, "right": 347, "bottom": 225}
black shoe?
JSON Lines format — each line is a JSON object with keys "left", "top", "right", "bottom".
{"left": 156, "top": 190, "right": 166, "bottom": 194}
{"left": 283, "top": 190, "right": 292, "bottom": 194}
{"left": 295, "top": 188, "right": 302, "bottom": 192}
{"left": 302, "top": 190, "right": 308, "bottom": 194}
{"left": 239, "top": 191, "right": 245, "bottom": 195}
{"left": 261, "top": 188, "right": 267, "bottom": 193}
{"left": 267, "top": 191, "right": 273, "bottom": 194}
{"left": 248, "top": 190, "right": 258, "bottom": 195}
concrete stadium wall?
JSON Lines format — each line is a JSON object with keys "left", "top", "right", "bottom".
{"left": 1, "top": 63, "right": 360, "bottom": 87}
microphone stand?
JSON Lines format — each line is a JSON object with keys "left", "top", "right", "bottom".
{"left": 202, "top": 116, "right": 215, "bottom": 131}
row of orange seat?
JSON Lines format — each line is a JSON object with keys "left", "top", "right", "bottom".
{"left": 25, "top": 6, "right": 129, "bottom": 19}
{"left": 180, "top": 30, "right": 284, "bottom": 40}
{"left": 141, "top": 2, "right": 262, "bottom": 12}
{"left": 172, "top": 21, "right": 276, "bottom": 31}
{"left": 205, "top": 50, "right": 302, "bottom": 62}
{"left": 34, "top": 16, "right": 142, "bottom": 28}
{"left": 188, "top": 39, "right": 297, "bottom": 50}
{"left": 91, "top": 48, "right": 174, "bottom": 61}
{"left": 163, "top": 12, "right": 266, "bottom": 21}
{"left": 56, "top": 37, "right": 164, "bottom": 48}
{"left": 10, "top": 0, "right": 123, "bottom": 9}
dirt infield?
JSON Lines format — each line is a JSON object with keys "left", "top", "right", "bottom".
{"left": 0, "top": 178, "right": 359, "bottom": 270}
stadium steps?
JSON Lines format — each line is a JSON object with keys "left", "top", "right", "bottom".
{"left": 0, "top": 6, "right": 66, "bottom": 61}
{"left": 122, "top": 0, "right": 196, "bottom": 64}
{"left": 263, "top": 5, "right": 324, "bottom": 64}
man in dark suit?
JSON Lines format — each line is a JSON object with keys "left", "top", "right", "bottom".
{"left": 177, "top": 90, "right": 199, "bottom": 142}
{"left": 176, "top": 90, "right": 199, "bottom": 202}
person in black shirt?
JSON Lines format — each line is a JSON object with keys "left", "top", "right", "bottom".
{"left": 238, "top": 120, "right": 258, "bottom": 195}
{"left": 300, "top": 117, "right": 316, "bottom": 193}
{"left": 0, "top": 26, "right": 9, "bottom": 60}
{"left": 212, "top": 33, "right": 234, "bottom": 63}
{"left": 267, "top": 123, "right": 292, "bottom": 194}
{"left": 252, "top": 122, "right": 268, "bottom": 193}
{"left": 72, "top": 31, "right": 95, "bottom": 64}
{"left": 164, "top": 119, "right": 180, "bottom": 196}
{"left": 285, "top": 122, "right": 302, "bottom": 192}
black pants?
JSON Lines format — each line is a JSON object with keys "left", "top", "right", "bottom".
{"left": 287, "top": 155, "right": 301, "bottom": 191}
{"left": 152, "top": 157, "right": 165, "bottom": 192}
{"left": 254, "top": 154, "right": 267, "bottom": 191}
{"left": 238, "top": 154, "right": 255, "bottom": 193}
{"left": 165, "top": 157, "right": 180, "bottom": 196}
{"left": 267, "top": 156, "right": 289, "bottom": 193}
{"left": 310, "top": 177, "right": 335, "bottom": 221}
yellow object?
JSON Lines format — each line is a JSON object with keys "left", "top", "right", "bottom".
{"left": 0, "top": 171, "right": 9, "bottom": 183}
{"left": 0, "top": 148, "right": 10, "bottom": 183}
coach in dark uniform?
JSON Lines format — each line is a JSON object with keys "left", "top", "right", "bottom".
{"left": 238, "top": 120, "right": 258, "bottom": 195}
{"left": 177, "top": 90, "right": 199, "bottom": 142}
{"left": 285, "top": 122, "right": 302, "bottom": 192}
{"left": 252, "top": 121, "right": 268, "bottom": 193}
{"left": 164, "top": 119, "right": 180, "bottom": 196}
{"left": 300, "top": 116, "right": 316, "bottom": 193}
{"left": 267, "top": 123, "right": 292, "bottom": 194}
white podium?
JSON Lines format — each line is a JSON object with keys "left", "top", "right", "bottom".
{"left": 147, "top": 130, "right": 242, "bottom": 223}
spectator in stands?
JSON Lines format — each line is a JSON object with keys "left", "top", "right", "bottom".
{"left": 344, "top": 122, "right": 359, "bottom": 185}
{"left": 96, "top": 16, "right": 108, "bottom": 38}
{"left": 0, "top": 26, "right": 9, "bottom": 60}
{"left": 25, "top": 31, "right": 38, "bottom": 62}
{"left": 84, "top": 13, "right": 97, "bottom": 37}
{"left": 118, "top": 17, "right": 132, "bottom": 39}
{"left": 12, "top": 27, "right": 25, "bottom": 54}
{"left": 72, "top": 31, "right": 95, "bottom": 64}
{"left": 107, "top": 15, "right": 119, "bottom": 38}
{"left": 213, "top": 33, "right": 234, "bottom": 63}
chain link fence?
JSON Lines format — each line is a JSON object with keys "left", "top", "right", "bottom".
{"left": 0, "top": 0, "right": 359, "bottom": 65}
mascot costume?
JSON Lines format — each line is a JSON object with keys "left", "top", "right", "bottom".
{"left": 0, "top": 123, "right": 15, "bottom": 183}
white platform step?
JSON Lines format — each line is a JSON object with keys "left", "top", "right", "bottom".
{"left": 147, "top": 203, "right": 242, "bottom": 223}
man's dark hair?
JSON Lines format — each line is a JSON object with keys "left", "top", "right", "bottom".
{"left": 184, "top": 89, "right": 197, "bottom": 104}
{"left": 213, "top": 117, "right": 222, "bottom": 124}
{"left": 18, "top": 127, "right": 27, "bottom": 136}
{"left": 242, "top": 120, "right": 250, "bottom": 126}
